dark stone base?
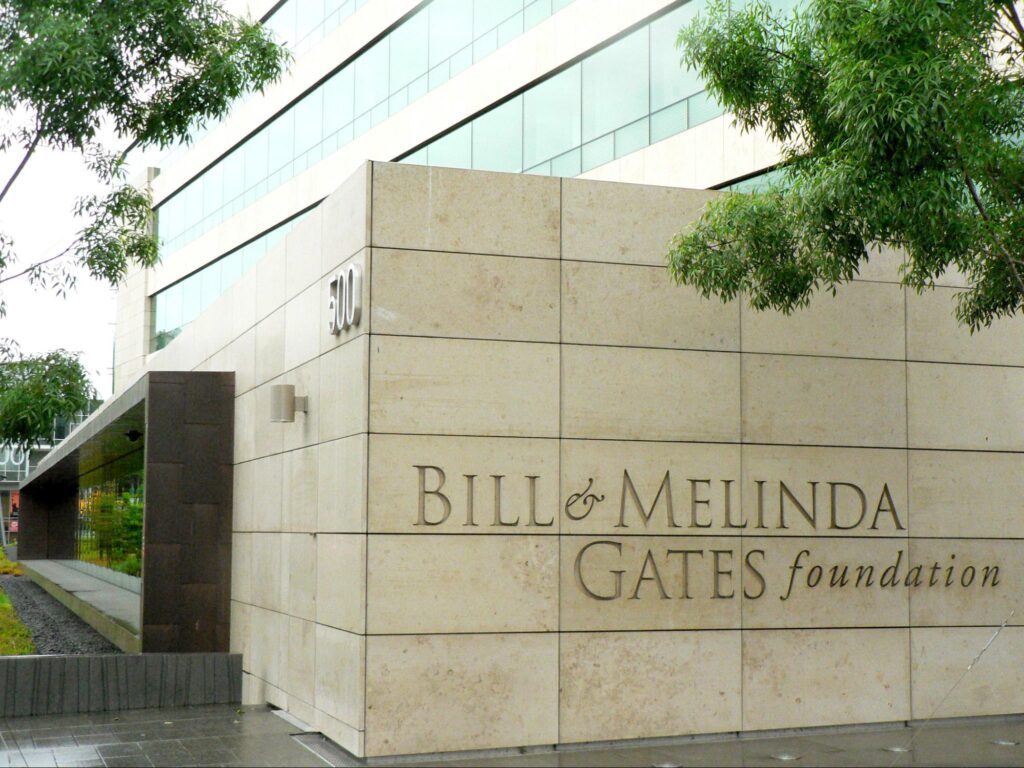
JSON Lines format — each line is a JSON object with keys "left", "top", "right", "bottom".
{"left": 0, "top": 653, "right": 242, "bottom": 717}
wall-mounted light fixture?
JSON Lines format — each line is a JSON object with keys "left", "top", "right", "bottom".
{"left": 270, "top": 384, "right": 308, "bottom": 423}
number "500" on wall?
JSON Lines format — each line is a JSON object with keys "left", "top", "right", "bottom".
{"left": 327, "top": 264, "right": 362, "bottom": 334}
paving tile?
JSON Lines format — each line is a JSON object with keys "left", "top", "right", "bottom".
{"left": 30, "top": 737, "right": 77, "bottom": 749}
{"left": 19, "top": 751, "right": 55, "bottom": 768}
{"left": 73, "top": 734, "right": 121, "bottom": 747}
{"left": 103, "top": 758, "right": 153, "bottom": 768}
{"left": 96, "top": 743, "right": 143, "bottom": 758}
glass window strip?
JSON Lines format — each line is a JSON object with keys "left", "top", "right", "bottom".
{"left": 400, "top": 0, "right": 795, "bottom": 177}
{"left": 156, "top": 0, "right": 577, "bottom": 261}
{"left": 151, "top": 208, "right": 313, "bottom": 351}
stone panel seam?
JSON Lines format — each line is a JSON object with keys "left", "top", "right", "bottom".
{"left": 363, "top": 161, "right": 374, "bottom": 742}
{"left": 557, "top": 175, "right": 564, "bottom": 746}
{"left": 352, "top": 334, "right": 1024, "bottom": 371}
{"left": 351, "top": 431, "right": 1024, "bottom": 454}
{"left": 233, "top": 429, "right": 370, "bottom": 465}
{"left": 739, "top": 287, "right": 746, "bottom": 732}
{"left": 905, "top": 280, "right": 915, "bottom": 720}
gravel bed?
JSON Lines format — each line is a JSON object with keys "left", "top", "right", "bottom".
{"left": 0, "top": 574, "right": 120, "bottom": 654}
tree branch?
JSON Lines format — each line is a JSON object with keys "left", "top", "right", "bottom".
{"left": 0, "top": 131, "right": 41, "bottom": 207}
{"left": 964, "top": 171, "right": 1024, "bottom": 294}
{"left": 0, "top": 241, "right": 74, "bottom": 286}
{"left": 1003, "top": 2, "right": 1024, "bottom": 52}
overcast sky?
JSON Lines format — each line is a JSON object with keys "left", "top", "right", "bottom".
{"left": 0, "top": 140, "right": 124, "bottom": 397}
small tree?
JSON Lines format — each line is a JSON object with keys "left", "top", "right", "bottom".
{"left": 668, "top": 0, "right": 1024, "bottom": 330}
{"left": 0, "top": 0, "right": 288, "bottom": 446}
{"left": 0, "top": 343, "right": 93, "bottom": 450}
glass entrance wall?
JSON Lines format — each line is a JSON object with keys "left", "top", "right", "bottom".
{"left": 76, "top": 449, "right": 144, "bottom": 578}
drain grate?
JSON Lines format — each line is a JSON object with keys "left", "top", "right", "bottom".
{"left": 293, "top": 732, "right": 363, "bottom": 767}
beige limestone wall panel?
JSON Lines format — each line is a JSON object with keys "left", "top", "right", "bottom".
{"left": 907, "top": 539, "right": 1022, "bottom": 627}
{"left": 255, "top": 241, "right": 287, "bottom": 320}
{"left": 282, "top": 533, "right": 317, "bottom": 622}
{"left": 232, "top": 459, "right": 255, "bottom": 532}
{"left": 367, "top": 534, "right": 557, "bottom": 634}
{"left": 319, "top": 248, "right": 370, "bottom": 356}
{"left": 371, "top": 164, "right": 560, "bottom": 259}
{"left": 559, "top": 631, "right": 741, "bottom": 743}
{"left": 560, "top": 440, "right": 741, "bottom": 536}
{"left": 253, "top": 383, "right": 286, "bottom": 459}
{"left": 910, "top": 627, "right": 1024, "bottom": 718}
{"left": 908, "top": 362, "right": 1024, "bottom": 451}
{"left": 250, "top": 454, "right": 283, "bottom": 532}
{"left": 368, "top": 434, "right": 558, "bottom": 534}
{"left": 908, "top": 288, "right": 1024, "bottom": 367}
{"left": 263, "top": 682, "right": 287, "bottom": 713}
{"left": 223, "top": 329, "right": 256, "bottom": 396}
{"left": 278, "top": 358, "right": 321, "bottom": 452}
{"left": 315, "top": 623, "right": 365, "bottom": 730}
{"left": 229, "top": 600, "right": 250, "bottom": 659}
{"left": 283, "top": 285, "right": 321, "bottom": 373}
{"left": 286, "top": 617, "right": 315, "bottom": 707}
{"left": 189, "top": 290, "right": 233, "bottom": 365}
{"left": 850, "top": 254, "right": 965, "bottom": 290}
{"left": 561, "top": 177, "right": 714, "bottom": 266}
{"left": 742, "top": 354, "right": 907, "bottom": 448}
{"left": 230, "top": 268, "right": 259, "bottom": 341}
{"left": 247, "top": 605, "right": 288, "bottom": 691}
{"left": 742, "top": 628, "right": 911, "bottom": 730}
{"left": 371, "top": 248, "right": 559, "bottom": 342}
{"left": 316, "top": 533, "right": 366, "bottom": 634}
{"left": 561, "top": 536, "right": 742, "bottom": 631}
{"left": 859, "top": 244, "right": 906, "bottom": 284}
{"left": 280, "top": 444, "right": 315, "bottom": 536}
{"left": 369, "top": 336, "right": 559, "bottom": 437}
{"left": 364, "top": 633, "right": 558, "bottom": 756}
{"left": 319, "top": 335, "right": 369, "bottom": 441}
{"left": 241, "top": 672, "right": 265, "bottom": 707}
{"left": 254, "top": 307, "right": 285, "bottom": 388}
{"left": 741, "top": 537, "right": 910, "bottom": 628}
{"left": 230, "top": 533, "right": 253, "bottom": 606}
{"left": 321, "top": 164, "right": 370, "bottom": 278}
{"left": 232, "top": 389, "right": 257, "bottom": 463}
{"left": 741, "top": 445, "right": 909, "bottom": 537}
{"left": 741, "top": 282, "right": 906, "bottom": 360}
{"left": 284, "top": 205, "right": 324, "bottom": 301}
{"left": 317, "top": 434, "right": 368, "bottom": 533}
{"left": 908, "top": 450, "right": 1024, "bottom": 538}
{"left": 562, "top": 261, "right": 739, "bottom": 351}
{"left": 250, "top": 533, "right": 283, "bottom": 613}
{"left": 562, "top": 346, "right": 739, "bottom": 442}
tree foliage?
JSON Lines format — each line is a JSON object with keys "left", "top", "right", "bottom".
{"left": 668, "top": 0, "right": 1024, "bottom": 330}
{"left": 0, "top": 0, "right": 288, "bottom": 446}
{"left": 0, "top": 342, "right": 94, "bottom": 450}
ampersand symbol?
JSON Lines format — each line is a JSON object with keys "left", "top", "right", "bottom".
{"left": 564, "top": 478, "right": 605, "bottom": 521}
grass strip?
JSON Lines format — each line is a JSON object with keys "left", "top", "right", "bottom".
{"left": 0, "top": 587, "right": 36, "bottom": 655}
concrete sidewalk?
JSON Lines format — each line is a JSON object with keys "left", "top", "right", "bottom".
{"left": 0, "top": 704, "right": 327, "bottom": 768}
{"left": 4, "top": 706, "right": 1024, "bottom": 767}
